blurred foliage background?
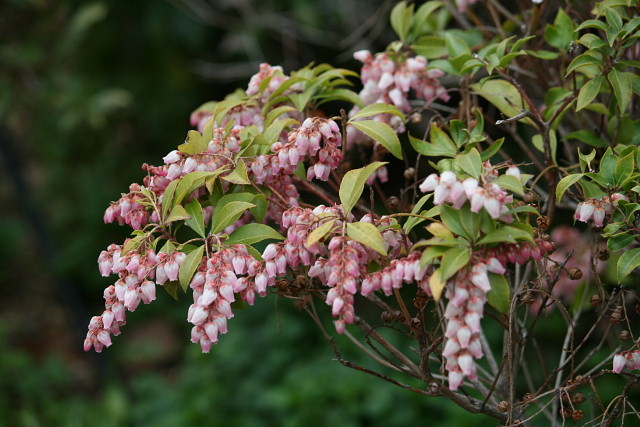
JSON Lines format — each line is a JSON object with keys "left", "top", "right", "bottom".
{"left": 0, "top": 0, "right": 496, "bottom": 425}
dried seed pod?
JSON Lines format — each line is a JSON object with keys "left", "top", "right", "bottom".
{"left": 597, "top": 248, "right": 610, "bottom": 261}
{"left": 524, "top": 191, "right": 538, "bottom": 203}
{"left": 562, "top": 407, "right": 574, "bottom": 418}
{"left": 403, "top": 167, "right": 416, "bottom": 180}
{"left": 388, "top": 196, "right": 400, "bottom": 210}
{"left": 573, "top": 410, "right": 584, "bottom": 421}
{"left": 522, "top": 393, "right": 534, "bottom": 402}
{"left": 381, "top": 311, "right": 394, "bottom": 323}
{"left": 619, "top": 330, "right": 631, "bottom": 341}
{"left": 498, "top": 401, "right": 511, "bottom": 412}
{"left": 610, "top": 307, "right": 623, "bottom": 324}
{"left": 537, "top": 216, "right": 550, "bottom": 229}
{"left": 568, "top": 267, "right": 583, "bottom": 280}
{"left": 410, "top": 112, "right": 422, "bottom": 124}
{"left": 590, "top": 294, "right": 602, "bottom": 306}
{"left": 572, "top": 392, "right": 586, "bottom": 404}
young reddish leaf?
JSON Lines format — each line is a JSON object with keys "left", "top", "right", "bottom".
{"left": 346, "top": 222, "right": 387, "bottom": 256}
{"left": 179, "top": 245, "right": 205, "bottom": 291}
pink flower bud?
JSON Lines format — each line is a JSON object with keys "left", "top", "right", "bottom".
{"left": 448, "top": 370, "right": 464, "bottom": 391}
{"left": 419, "top": 174, "right": 439, "bottom": 192}
{"left": 189, "top": 305, "right": 208, "bottom": 326}
{"left": 204, "top": 322, "right": 219, "bottom": 343}
{"left": 97, "top": 330, "right": 112, "bottom": 347}
{"left": 593, "top": 206, "right": 606, "bottom": 227}
{"left": 164, "top": 260, "right": 179, "bottom": 281}
{"left": 163, "top": 150, "right": 180, "bottom": 164}
{"left": 484, "top": 197, "right": 501, "bottom": 219}
{"left": 140, "top": 280, "right": 156, "bottom": 303}
{"left": 458, "top": 352, "right": 475, "bottom": 376}
{"left": 575, "top": 202, "right": 594, "bottom": 223}
{"left": 613, "top": 354, "right": 627, "bottom": 373}
{"left": 457, "top": 326, "right": 472, "bottom": 348}
{"left": 433, "top": 184, "right": 450, "bottom": 205}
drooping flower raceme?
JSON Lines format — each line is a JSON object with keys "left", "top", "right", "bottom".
{"left": 574, "top": 193, "right": 627, "bottom": 227}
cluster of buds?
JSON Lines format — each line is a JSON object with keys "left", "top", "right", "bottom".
{"left": 613, "top": 350, "right": 640, "bottom": 373}
{"left": 443, "top": 258, "right": 505, "bottom": 390}
{"left": 574, "top": 193, "right": 628, "bottom": 227}
{"left": 309, "top": 236, "right": 371, "bottom": 333}
{"left": 361, "top": 251, "right": 430, "bottom": 296}
{"left": 419, "top": 166, "right": 522, "bottom": 220}
{"left": 188, "top": 245, "right": 260, "bottom": 352}
{"left": 486, "top": 238, "right": 555, "bottom": 266}
{"left": 85, "top": 244, "right": 186, "bottom": 352}
{"left": 259, "top": 117, "right": 343, "bottom": 182}
{"left": 103, "top": 183, "right": 152, "bottom": 230}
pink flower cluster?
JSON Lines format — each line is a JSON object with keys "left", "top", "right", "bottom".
{"left": 574, "top": 193, "right": 627, "bottom": 227}
{"left": 347, "top": 49, "right": 449, "bottom": 164}
{"left": 254, "top": 117, "right": 343, "bottom": 183}
{"left": 613, "top": 350, "right": 640, "bottom": 373}
{"left": 85, "top": 244, "right": 186, "bottom": 352}
{"left": 188, "top": 245, "right": 261, "bottom": 353}
{"left": 486, "top": 238, "right": 555, "bottom": 266}
{"left": 104, "top": 127, "right": 242, "bottom": 230}
{"left": 309, "top": 236, "right": 371, "bottom": 333}
{"left": 361, "top": 251, "right": 430, "bottom": 296}
{"left": 419, "top": 166, "right": 522, "bottom": 220}
{"left": 443, "top": 258, "right": 505, "bottom": 390}
{"left": 191, "top": 63, "right": 301, "bottom": 133}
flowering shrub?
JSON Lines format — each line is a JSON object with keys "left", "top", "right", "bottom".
{"left": 87, "top": 1, "right": 640, "bottom": 425}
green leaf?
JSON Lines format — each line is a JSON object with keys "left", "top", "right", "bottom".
{"left": 211, "top": 201, "right": 255, "bottom": 234}
{"left": 306, "top": 219, "right": 337, "bottom": 248}
{"left": 566, "top": 53, "right": 603, "bottom": 76}
{"left": 350, "top": 120, "right": 403, "bottom": 159}
{"left": 496, "top": 174, "right": 524, "bottom": 196}
{"left": 576, "top": 74, "right": 603, "bottom": 111}
{"left": 617, "top": 248, "right": 640, "bottom": 282}
{"left": 556, "top": 173, "right": 584, "bottom": 202}
{"left": 614, "top": 152, "right": 634, "bottom": 186}
{"left": 608, "top": 232, "right": 635, "bottom": 252}
{"left": 439, "top": 247, "right": 471, "bottom": 282}
{"left": 412, "top": 35, "right": 447, "bottom": 59}
{"left": 480, "top": 138, "right": 504, "bottom": 161}
{"left": 471, "top": 79, "right": 526, "bottom": 121}
{"left": 162, "top": 179, "right": 180, "bottom": 220}
{"left": 339, "top": 162, "right": 388, "bottom": 214}
{"left": 439, "top": 205, "right": 468, "bottom": 239}
{"left": 174, "top": 170, "right": 227, "bottom": 206}
{"left": 349, "top": 103, "right": 406, "bottom": 121}
{"left": 444, "top": 32, "right": 471, "bottom": 57}
{"left": 477, "top": 229, "right": 517, "bottom": 245}
{"left": 545, "top": 9, "right": 576, "bottom": 50}
{"left": 608, "top": 69, "right": 632, "bottom": 113}
{"left": 455, "top": 148, "right": 482, "bottom": 179}
{"left": 346, "top": 222, "right": 387, "bottom": 256}
{"left": 178, "top": 130, "right": 208, "bottom": 155}
{"left": 263, "top": 118, "right": 299, "bottom": 144}
{"left": 178, "top": 245, "right": 204, "bottom": 292}
{"left": 599, "top": 148, "right": 617, "bottom": 183}
{"left": 403, "top": 194, "right": 433, "bottom": 234}
{"left": 487, "top": 273, "right": 510, "bottom": 314}
{"left": 225, "top": 223, "right": 285, "bottom": 245}
{"left": 578, "top": 148, "right": 597, "bottom": 172}
{"left": 409, "top": 133, "right": 457, "bottom": 158}
{"left": 390, "top": 1, "right": 413, "bottom": 41}
{"left": 185, "top": 199, "right": 206, "bottom": 238}
{"left": 166, "top": 205, "right": 191, "bottom": 223}
{"left": 222, "top": 160, "right": 251, "bottom": 185}
{"left": 264, "top": 106, "right": 298, "bottom": 128}
{"left": 565, "top": 130, "right": 608, "bottom": 148}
